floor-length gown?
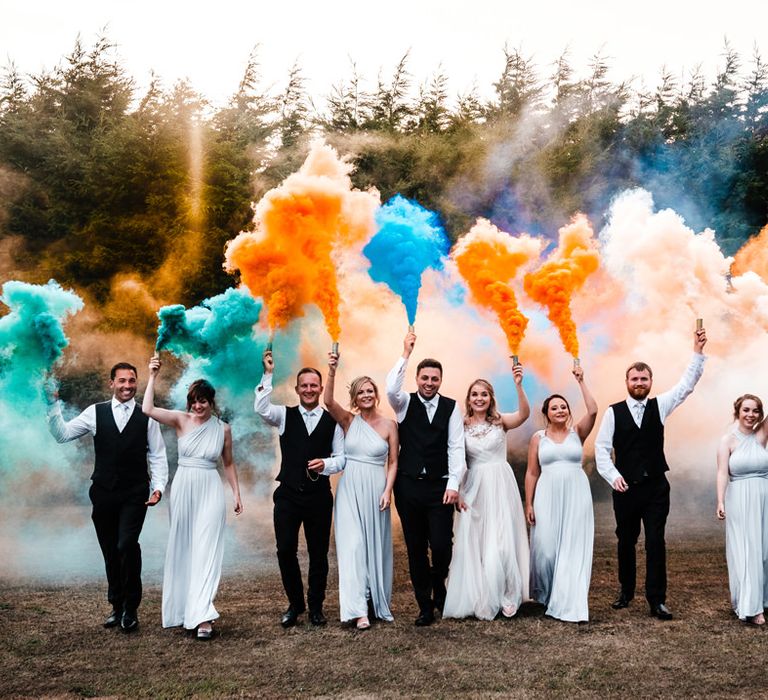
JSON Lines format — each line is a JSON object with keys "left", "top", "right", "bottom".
{"left": 162, "top": 417, "right": 227, "bottom": 629}
{"left": 529, "top": 429, "right": 593, "bottom": 622}
{"left": 443, "top": 423, "right": 529, "bottom": 620}
{"left": 335, "top": 415, "right": 394, "bottom": 622}
{"left": 725, "top": 430, "right": 768, "bottom": 620}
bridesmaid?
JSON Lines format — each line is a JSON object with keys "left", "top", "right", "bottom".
{"left": 716, "top": 394, "right": 768, "bottom": 626}
{"left": 143, "top": 355, "right": 243, "bottom": 639}
{"left": 525, "top": 364, "right": 597, "bottom": 622}
{"left": 324, "top": 352, "right": 398, "bottom": 630}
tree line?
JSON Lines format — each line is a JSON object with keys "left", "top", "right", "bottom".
{"left": 1, "top": 36, "right": 766, "bottom": 327}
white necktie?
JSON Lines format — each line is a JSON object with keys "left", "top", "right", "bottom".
{"left": 118, "top": 404, "right": 131, "bottom": 431}
{"left": 424, "top": 400, "right": 436, "bottom": 423}
{"left": 303, "top": 410, "right": 314, "bottom": 434}
{"left": 634, "top": 402, "right": 644, "bottom": 427}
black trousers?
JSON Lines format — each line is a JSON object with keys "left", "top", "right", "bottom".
{"left": 612, "top": 475, "right": 670, "bottom": 605}
{"left": 89, "top": 482, "right": 148, "bottom": 612}
{"left": 273, "top": 484, "right": 333, "bottom": 613}
{"left": 394, "top": 475, "right": 455, "bottom": 614}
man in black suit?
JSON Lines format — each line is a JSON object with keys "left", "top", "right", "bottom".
{"left": 48, "top": 362, "right": 168, "bottom": 632}
{"left": 595, "top": 327, "right": 707, "bottom": 620}
{"left": 386, "top": 330, "right": 466, "bottom": 626}
{"left": 255, "top": 349, "right": 345, "bottom": 628}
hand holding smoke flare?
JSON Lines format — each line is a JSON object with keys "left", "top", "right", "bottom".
{"left": 523, "top": 214, "right": 599, "bottom": 359}
{"left": 224, "top": 141, "right": 378, "bottom": 344}
{"left": 452, "top": 218, "right": 541, "bottom": 355}
{"left": 364, "top": 195, "right": 450, "bottom": 328}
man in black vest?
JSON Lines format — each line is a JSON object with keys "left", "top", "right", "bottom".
{"left": 254, "top": 350, "right": 345, "bottom": 628}
{"left": 47, "top": 362, "right": 168, "bottom": 632}
{"left": 595, "top": 327, "right": 707, "bottom": 620}
{"left": 386, "top": 330, "right": 466, "bottom": 626}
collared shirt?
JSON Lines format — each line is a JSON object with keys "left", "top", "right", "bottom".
{"left": 594, "top": 353, "right": 706, "bottom": 486}
{"left": 47, "top": 396, "right": 169, "bottom": 494}
{"left": 385, "top": 356, "right": 466, "bottom": 491}
{"left": 253, "top": 373, "right": 345, "bottom": 475}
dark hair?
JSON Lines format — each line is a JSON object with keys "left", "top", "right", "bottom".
{"left": 416, "top": 358, "right": 443, "bottom": 376}
{"left": 541, "top": 393, "right": 572, "bottom": 426}
{"left": 186, "top": 379, "right": 217, "bottom": 414}
{"left": 464, "top": 379, "right": 501, "bottom": 425}
{"left": 733, "top": 394, "right": 764, "bottom": 422}
{"left": 295, "top": 367, "right": 323, "bottom": 385}
{"left": 110, "top": 362, "right": 137, "bottom": 380}
{"left": 625, "top": 362, "right": 653, "bottom": 379}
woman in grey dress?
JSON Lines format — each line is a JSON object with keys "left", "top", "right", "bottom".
{"left": 324, "top": 352, "right": 398, "bottom": 630}
{"left": 716, "top": 394, "right": 768, "bottom": 626}
{"left": 525, "top": 364, "right": 597, "bottom": 622}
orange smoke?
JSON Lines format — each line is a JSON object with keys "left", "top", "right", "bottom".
{"left": 523, "top": 214, "right": 599, "bottom": 358}
{"left": 224, "top": 142, "right": 379, "bottom": 340}
{"left": 452, "top": 218, "right": 542, "bottom": 353}
{"left": 732, "top": 223, "right": 768, "bottom": 282}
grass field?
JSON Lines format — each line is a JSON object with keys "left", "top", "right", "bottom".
{"left": 1, "top": 500, "right": 766, "bottom": 699}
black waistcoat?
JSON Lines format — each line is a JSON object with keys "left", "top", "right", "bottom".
{"left": 398, "top": 393, "right": 455, "bottom": 480}
{"left": 612, "top": 398, "right": 669, "bottom": 483}
{"left": 277, "top": 406, "right": 336, "bottom": 493}
{"left": 92, "top": 402, "right": 150, "bottom": 491}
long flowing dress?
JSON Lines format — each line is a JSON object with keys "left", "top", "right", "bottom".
{"left": 725, "top": 430, "right": 768, "bottom": 620}
{"left": 443, "top": 423, "right": 530, "bottom": 620}
{"left": 529, "top": 429, "right": 593, "bottom": 622}
{"left": 162, "top": 417, "right": 227, "bottom": 629}
{"left": 334, "top": 415, "right": 394, "bottom": 622}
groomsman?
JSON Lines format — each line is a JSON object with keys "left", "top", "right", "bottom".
{"left": 255, "top": 350, "right": 345, "bottom": 628}
{"left": 386, "top": 330, "right": 466, "bottom": 626}
{"left": 47, "top": 362, "right": 168, "bottom": 632}
{"left": 595, "top": 326, "right": 707, "bottom": 620}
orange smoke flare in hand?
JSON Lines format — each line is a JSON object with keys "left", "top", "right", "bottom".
{"left": 453, "top": 219, "right": 542, "bottom": 353}
{"left": 523, "top": 214, "right": 599, "bottom": 357}
{"left": 732, "top": 223, "right": 768, "bottom": 282}
{"left": 224, "top": 142, "right": 378, "bottom": 341}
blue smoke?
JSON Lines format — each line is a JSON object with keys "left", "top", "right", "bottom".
{"left": 364, "top": 195, "right": 451, "bottom": 324}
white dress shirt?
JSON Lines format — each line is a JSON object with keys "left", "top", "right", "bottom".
{"left": 47, "top": 396, "right": 169, "bottom": 494}
{"left": 253, "top": 373, "right": 345, "bottom": 475}
{"left": 385, "top": 356, "right": 466, "bottom": 491}
{"left": 594, "top": 353, "right": 706, "bottom": 486}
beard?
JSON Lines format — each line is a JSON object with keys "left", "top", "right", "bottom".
{"left": 628, "top": 386, "right": 650, "bottom": 400}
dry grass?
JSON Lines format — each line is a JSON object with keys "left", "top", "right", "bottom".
{"left": 1, "top": 501, "right": 766, "bottom": 699}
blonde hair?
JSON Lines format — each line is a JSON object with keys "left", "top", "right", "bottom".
{"left": 349, "top": 376, "right": 380, "bottom": 411}
{"left": 464, "top": 379, "right": 502, "bottom": 425}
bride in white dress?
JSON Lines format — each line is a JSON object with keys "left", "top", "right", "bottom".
{"left": 525, "top": 364, "right": 597, "bottom": 622}
{"left": 443, "top": 361, "right": 530, "bottom": 620}
{"left": 143, "top": 355, "right": 243, "bottom": 639}
{"left": 324, "top": 352, "right": 398, "bottom": 630}
{"left": 716, "top": 393, "right": 768, "bottom": 626}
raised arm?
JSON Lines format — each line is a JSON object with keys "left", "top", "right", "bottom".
{"left": 500, "top": 363, "right": 530, "bottom": 430}
{"left": 254, "top": 349, "right": 286, "bottom": 430}
{"left": 573, "top": 365, "right": 598, "bottom": 443}
{"left": 221, "top": 423, "right": 243, "bottom": 515}
{"left": 715, "top": 435, "right": 731, "bottom": 520}
{"left": 323, "top": 352, "right": 354, "bottom": 431}
{"left": 656, "top": 327, "right": 707, "bottom": 421}
{"left": 524, "top": 432, "right": 542, "bottom": 525}
{"left": 379, "top": 420, "right": 399, "bottom": 511}
{"left": 142, "top": 355, "right": 187, "bottom": 431}
{"left": 385, "top": 331, "right": 415, "bottom": 420}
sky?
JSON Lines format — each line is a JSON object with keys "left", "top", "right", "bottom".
{"left": 2, "top": 0, "right": 767, "bottom": 108}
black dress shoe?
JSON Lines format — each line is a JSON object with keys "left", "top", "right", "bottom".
{"left": 611, "top": 592, "right": 633, "bottom": 609}
{"left": 103, "top": 609, "right": 121, "bottom": 628}
{"left": 309, "top": 610, "right": 327, "bottom": 626}
{"left": 649, "top": 603, "right": 673, "bottom": 620}
{"left": 281, "top": 607, "right": 302, "bottom": 628}
{"left": 414, "top": 610, "right": 435, "bottom": 627}
{"left": 120, "top": 609, "right": 139, "bottom": 632}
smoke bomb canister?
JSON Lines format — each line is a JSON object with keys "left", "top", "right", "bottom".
{"left": 408, "top": 324, "right": 414, "bottom": 333}
{"left": 510, "top": 354, "right": 519, "bottom": 366}
{"left": 265, "top": 341, "right": 273, "bottom": 352}
{"left": 696, "top": 318, "right": 703, "bottom": 331}
{"left": 574, "top": 357, "right": 581, "bottom": 368}
{"left": 331, "top": 342, "right": 339, "bottom": 355}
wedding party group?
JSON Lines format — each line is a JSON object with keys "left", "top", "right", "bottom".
{"left": 44, "top": 321, "right": 768, "bottom": 639}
